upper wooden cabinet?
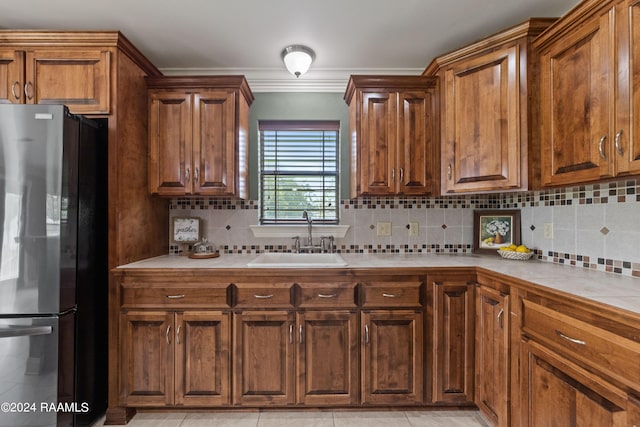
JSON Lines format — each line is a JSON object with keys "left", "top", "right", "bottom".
{"left": 344, "top": 76, "right": 439, "bottom": 198}
{"left": 146, "top": 76, "right": 254, "bottom": 198}
{"left": 0, "top": 43, "right": 110, "bottom": 114}
{"left": 535, "top": 0, "right": 640, "bottom": 186}
{"left": 424, "top": 19, "right": 555, "bottom": 194}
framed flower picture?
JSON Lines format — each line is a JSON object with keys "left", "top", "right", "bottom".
{"left": 473, "top": 210, "right": 521, "bottom": 254}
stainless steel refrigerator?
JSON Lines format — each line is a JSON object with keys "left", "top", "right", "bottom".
{"left": 0, "top": 105, "right": 107, "bottom": 427}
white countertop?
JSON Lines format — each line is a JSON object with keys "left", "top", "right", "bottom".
{"left": 117, "top": 253, "right": 640, "bottom": 316}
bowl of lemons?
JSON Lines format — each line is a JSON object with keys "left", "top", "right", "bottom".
{"left": 497, "top": 244, "right": 534, "bottom": 260}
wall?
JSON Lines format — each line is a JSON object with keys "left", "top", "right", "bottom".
{"left": 247, "top": 92, "right": 351, "bottom": 200}
{"left": 169, "top": 93, "right": 640, "bottom": 279}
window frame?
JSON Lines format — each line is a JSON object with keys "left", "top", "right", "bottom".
{"left": 258, "top": 120, "right": 340, "bottom": 225}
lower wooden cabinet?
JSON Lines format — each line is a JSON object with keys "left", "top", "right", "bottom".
{"left": 232, "top": 309, "right": 359, "bottom": 406}
{"left": 297, "top": 310, "right": 359, "bottom": 406}
{"left": 232, "top": 310, "right": 295, "bottom": 405}
{"left": 361, "top": 310, "right": 424, "bottom": 405}
{"left": 522, "top": 339, "right": 635, "bottom": 426}
{"left": 119, "top": 310, "right": 231, "bottom": 407}
{"left": 475, "top": 284, "right": 510, "bottom": 427}
{"left": 430, "top": 276, "right": 475, "bottom": 404}
{"left": 111, "top": 268, "right": 640, "bottom": 426}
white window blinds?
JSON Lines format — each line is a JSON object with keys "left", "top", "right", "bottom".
{"left": 259, "top": 120, "right": 339, "bottom": 224}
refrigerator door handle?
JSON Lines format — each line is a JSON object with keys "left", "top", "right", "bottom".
{"left": 0, "top": 325, "right": 53, "bottom": 338}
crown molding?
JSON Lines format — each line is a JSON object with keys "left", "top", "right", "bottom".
{"left": 159, "top": 67, "right": 424, "bottom": 92}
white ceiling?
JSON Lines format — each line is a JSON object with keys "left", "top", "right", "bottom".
{"left": 1, "top": 0, "right": 580, "bottom": 91}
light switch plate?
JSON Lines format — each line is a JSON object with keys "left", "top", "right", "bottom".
{"left": 408, "top": 222, "right": 419, "bottom": 236}
{"left": 544, "top": 223, "right": 554, "bottom": 239}
{"left": 377, "top": 222, "right": 392, "bottom": 236}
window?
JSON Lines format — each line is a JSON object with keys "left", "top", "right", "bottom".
{"left": 259, "top": 120, "right": 339, "bottom": 224}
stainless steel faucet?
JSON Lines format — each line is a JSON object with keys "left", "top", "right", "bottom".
{"left": 302, "top": 210, "right": 313, "bottom": 246}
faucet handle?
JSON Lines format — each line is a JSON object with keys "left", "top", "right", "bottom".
{"left": 291, "top": 236, "right": 300, "bottom": 253}
{"left": 320, "top": 236, "right": 335, "bottom": 253}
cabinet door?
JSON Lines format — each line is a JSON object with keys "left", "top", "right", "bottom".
{"left": 360, "top": 92, "right": 397, "bottom": 195}
{"left": 522, "top": 340, "right": 628, "bottom": 427}
{"left": 476, "top": 286, "right": 509, "bottom": 426}
{"left": 296, "top": 311, "right": 359, "bottom": 406}
{"left": 616, "top": 0, "right": 640, "bottom": 175}
{"left": 432, "top": 279, "right": 475, "bottom": 404}
{"left": 0, "top": 49, "right": 24, "bottom": 104}
{"left": 175, "top": 311, "right": 231, "bottom": 406}
{"left": 148, "top": 91, "right": 193, "bottom": 195}
{"left": 539, "top": 8, "right": 615, "bottom": 186}
{"left": 193, "top": 91, "right": 236, "bottom": 196}
{"left": 361, "top": 310, "right": 423, "bottom": 405}
{"left": 397, "top": 90, "right": 436, "bottom": 195}
{"left": 629, "top": 394, "right": 640, "bottom": 426}
{"left": 232, "top": 310, "right": 295, "bottom": 405}
{"left": 442, "top": 46, "right": 521, "bottom": 193}
{"left": 119, "top": 311, "right": 173, "bottom": 406}
{"left": 24, "top": 49, "right": 110, "bottom": 114}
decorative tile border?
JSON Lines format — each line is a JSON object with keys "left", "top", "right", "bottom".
{"left": 170, "top": 243, "right": 474, "bottom": 255}
{"left": 170, "top": 198, "right": 258, "bottom": 210}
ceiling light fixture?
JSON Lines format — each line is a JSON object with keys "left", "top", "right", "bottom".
{"left": 281, "top": 45, "right": 315, "bottom": 78}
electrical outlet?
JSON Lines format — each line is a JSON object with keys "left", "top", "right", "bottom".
{"left": 377, "top": 222, "right": 392, "bottom": 236}
{"left": 544, "top": 223, "right": 554, "bottom": 239}
{"left": 408, "top": 222, "right": 419, "bottom": 236}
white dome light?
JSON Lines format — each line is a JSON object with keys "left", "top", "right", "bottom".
{"left": 281, "top": 45, "right": 315, "bottom": 78}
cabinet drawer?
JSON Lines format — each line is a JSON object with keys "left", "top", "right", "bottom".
{"left": 361, "top": 281, "right": 423, "bottom": 308}
{"left": 233, "top": 282, "right": 294, "bottom": 308}
{"left": 121, "top": 285, "right": 230, "bottom": 308}
{"left": 522, "top": 299, "right": 640, "bottom": 391}
{"left": 296, "top": 282, "right": 357, "bottom": 308}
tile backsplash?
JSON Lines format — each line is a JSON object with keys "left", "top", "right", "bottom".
{"left": 169, "top": 179, "right": 640, "bottom": 278}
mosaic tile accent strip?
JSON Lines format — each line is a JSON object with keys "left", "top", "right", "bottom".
{"left": 170, "top": 244, "right": 474, "bottom": 255}
{"left": 170, "top": 198, "right": 258, "bottom": 210}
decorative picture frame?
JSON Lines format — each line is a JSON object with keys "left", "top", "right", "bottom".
{"left": 473, "top": 210, "right": 521, "bottom": 255}
{"left": 172, "top": 217, "right": 201, "bottom": 243}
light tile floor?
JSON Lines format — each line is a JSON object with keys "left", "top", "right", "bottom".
{"left": 92, "top": 410, "right": 488, "bottom": 427}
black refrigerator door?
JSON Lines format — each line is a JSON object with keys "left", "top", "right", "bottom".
{"left": 0, "top": 314, "right": 75, "bottom": 427}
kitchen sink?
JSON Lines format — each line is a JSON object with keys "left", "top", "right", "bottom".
{"left": 247, "top": 252, "right": 347, "bottom": 268}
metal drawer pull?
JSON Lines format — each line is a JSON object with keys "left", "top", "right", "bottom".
{"left": 598, "top": 135, "right": 607, "bottom": 160}
{"left": 447, "top": 164, "right": 452, "bottom": 180}
{"left": 365, "top": 324, "right": 369, "bottom": 344}
{"left": 254, "top": 294, "right": 274, "bottom": 299}
{"left": 497, "top": 308, "right": 504, "bottom": 328}
{"left": 289, "top": 324, "right": 293, "bottom": 344}
{"left": 194, "top": 167, "right": 199, "bottom": 183}
{"left": 399, "top": 167, "right": 404, "bottom": 183}
{"left": 185, "top": 167, "right": 190, "bottom": 183}
{"left": 165, "top": 324, "right": 171, "bottom": 345}
{"left": 176, "top": 325, "right": 181, "bottom": 344}
{"left": 299, "top": 325, "right": 303, "bottom": 344}
{"left": 318, "top": 293, "right": 337, "bottom": 298}
{"left": 555, "top": 330, "right": 586, "bottom": 346}
{"left": 382, "top": 293, "right": 397, "bottom": 298}
{"left": 615, "top": 130, "right": 624, "bottom": 155}
{"left": 166, "top": 294, "right": 185, "bottom": 299}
